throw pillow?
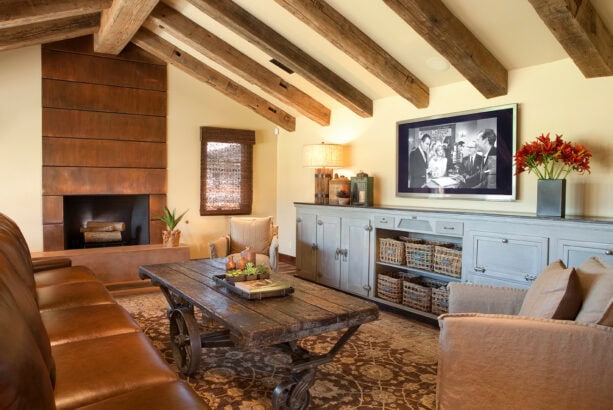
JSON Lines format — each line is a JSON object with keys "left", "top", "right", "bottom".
{"left": 518, "top": 260, "right": 582, "bottom": 320}
{"left": 575, "top": 257, "right": 613, "bottom": 327}
{"left": 230, "top": 217, "right": 273, "bottom": 254}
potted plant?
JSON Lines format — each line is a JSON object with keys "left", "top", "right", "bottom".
{"left": 157, "top": 207, "right": 188, "bottom": 247}
{"left": 514, "top": 133, "right": 591, "bottom": 217}
{"left": 336, "top": 189, "right": 351, "bottom": 205}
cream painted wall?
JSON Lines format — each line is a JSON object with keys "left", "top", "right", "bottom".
{"left": 276, "top": 59, "right": 613, "bottom": 257}
{"left": 0, "top": 48, "right": 278, "bottom": 255}
{"left": 0, "top": 46, "right": 43, "bottom": 251}
{"left": 1, "top": 47, "right": 610, "bottom": 259}
{"left": 166, "top": 66, "right": 278, "bottom": 259}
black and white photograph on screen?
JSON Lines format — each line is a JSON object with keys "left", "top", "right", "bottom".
{"left": 397, "top": 104, "right": 517, "bottom": 200}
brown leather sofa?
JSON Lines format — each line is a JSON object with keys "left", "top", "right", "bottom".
{"left": 0, "top": 212, "right": 209, "bottom": 410}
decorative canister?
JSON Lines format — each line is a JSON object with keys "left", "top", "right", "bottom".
{"left": 329, "top": 174, "right": 351, "bottom": 205}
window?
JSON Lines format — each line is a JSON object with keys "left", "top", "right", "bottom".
{"left": 200, "top": 127, "right": 254, "bottom": 215}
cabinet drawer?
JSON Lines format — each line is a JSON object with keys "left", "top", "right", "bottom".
{"left": 557, "top": 239, "right": 613, "bottom": 267}
{"left": 435, "top": 220, "right": 463, "bottom": 236}
{"left": 373, "top": 215, "right": 395, "bottom": 228}
{"left": 469, "top": 232, "right": 549, "bottom": 288}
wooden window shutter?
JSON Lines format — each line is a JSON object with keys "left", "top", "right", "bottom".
{"left": 200, "top": 127, "right": 255, "bottom": 216}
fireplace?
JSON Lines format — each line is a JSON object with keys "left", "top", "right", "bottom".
{"left": 63, "top": 195, "right": 150, "bottom": 249}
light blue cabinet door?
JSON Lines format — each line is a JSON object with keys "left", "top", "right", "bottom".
{"left": 340, "top": 217, "right": 371, "bottom": 297}
{"left": 296, "top": 211, "right": 317, "bottom": 281}
{"left": 468, "top": 231, "right": 549, "bottom": 288}
{"left": 557, "top": 240, "right": 613, "bottom": 267}
{"left": 316, "top": 215, "right": 342, "bottom": 288}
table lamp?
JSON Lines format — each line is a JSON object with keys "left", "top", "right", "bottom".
{"left": 302, "top": 142, "right": 344, "bottom": 204}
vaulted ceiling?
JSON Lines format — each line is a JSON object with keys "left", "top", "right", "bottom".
{"left": 1, "top": 0, "right": 612, "bottom": 131}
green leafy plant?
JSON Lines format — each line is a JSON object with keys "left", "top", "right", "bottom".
{"left": 157, "top": 207, "right": 188, "bottom": 231}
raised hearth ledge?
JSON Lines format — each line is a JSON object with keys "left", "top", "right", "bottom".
{"left": 31, "top": 244, "right": 190, "bottom": 287}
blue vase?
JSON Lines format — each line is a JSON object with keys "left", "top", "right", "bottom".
{"left": 536, "top": 179, "right": 566, "bottom": 218}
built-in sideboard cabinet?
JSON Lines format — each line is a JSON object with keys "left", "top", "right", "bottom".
{"left": 295, "top": 203, "right": 613, "bottom": 319}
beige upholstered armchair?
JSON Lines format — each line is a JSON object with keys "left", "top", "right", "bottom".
{"left": 208, "top": 216, "right": 279, "bottom": 271}
{"left": 436, "top": 257, "right": 613, "bottom": 409}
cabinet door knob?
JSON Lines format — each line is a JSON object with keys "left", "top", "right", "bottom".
{"left": 362, "top": 285, "right": 372, "bottom": 291}
{"left": 501, "top": 239, "right": 508, "bottom": 243}
{"left": 317, "top": 219, "right": 323, "bottom": 225}
{"left": 335, "top": 248, "right": 340, "bottom": 260}
{"left": 474, "top": 266, "right": 486, "bottom": 273}
{"left": 606, "top": 250, "right": 612, "bottom": 256}
{"left": 296, "top": 217, "right": 302, "bottom": 223}
{"left": 311, "top": 243, "right": 317, "bottom": 250}
{"left": 524, "top": 274, "right": 538, "bottom": 281}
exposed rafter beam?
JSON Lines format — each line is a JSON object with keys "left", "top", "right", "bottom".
{"left": 529, "top": 0, "right": 613, "bottom": 77}
{"left": 186, "top": 0, "right": 373, "bottom": 118}
{"left": 0, "top": 14, "right": 99, "bottom": 52}
{"left": 145, "top": 3, "right": 330, "bottom": 126}
{"left": 131, "top": 29, "right": 296, "bottom": 132}
{"left": 274, "top": 0, "right": 429, "bottom": 108}
{"left": 383, "top": 0, "right": 507, "bottom": 98}
{"left": 0, "top": 0, "right": 111, "bottom": 29}
{"left": 94, "top": 0, "right": 159, "bottom": 54}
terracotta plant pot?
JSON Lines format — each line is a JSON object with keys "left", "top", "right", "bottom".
{"left": 162, "top": 230, "right": 181, "bottom": 247}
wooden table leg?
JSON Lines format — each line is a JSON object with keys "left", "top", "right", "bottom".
{"left": 271, "top": 325, "right": 361, "bottom": 410}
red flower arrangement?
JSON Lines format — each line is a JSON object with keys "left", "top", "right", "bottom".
{"left": 514, "top": 133, "right": 591, "bottom": 179}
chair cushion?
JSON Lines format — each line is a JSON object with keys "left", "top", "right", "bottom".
{"left": 518, "top": 260, "right": 582, "bottom": 320}
{"left": 41, "top": 303, "right": 141, "bottom": 346}
{"left": 52, "top": 332, "right": 178, "bottom": 409}
{"left": 34, "top": 265, "right": 98, "bottom": 288}
{"left": 37, "top": 281, "right": 115, "bottom": 312}
{"left": 229, "top": 217, "right": 273, "bottom": 255}
{"left": 575, "top": 257, "right": 613, "bottom": 327}
{"left": 78, "top": 381, "right": 209, "bottom": 410}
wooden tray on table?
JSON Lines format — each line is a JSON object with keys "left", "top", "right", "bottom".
{"left": 213, "top": 274, "right": 294, "bottom": 300}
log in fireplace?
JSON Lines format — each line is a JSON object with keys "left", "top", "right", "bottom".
{"left": 63, "top": 195, "right": 150, "bottom": 249}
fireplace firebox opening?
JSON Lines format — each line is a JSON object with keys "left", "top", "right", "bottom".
{"left": 63, "top": 195, "right": 150, "bottom": 249}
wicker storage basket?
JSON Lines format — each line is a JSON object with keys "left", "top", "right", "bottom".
{"left": 378, "top": 238, "right": 412, "bottom": 265}
{"left": 402, "top": 279, "right": 432, "bottom": 312}
{"left": 377, "top": 272, "right": 419, "bottom": 303}
{"left": 431, "top": 286, "right": 450, "bottom": 315}
{"left": 433, "top": 245, "right": 463, "bottom": 278}
{"left": 405, "top": 240, "right": 452, "bottom": 271}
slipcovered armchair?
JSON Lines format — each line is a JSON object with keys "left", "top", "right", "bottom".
{"left": 436, "top": 257, "right": 613, "bottom": 409}
{"left": 208, "top": 216, "right": 279, "bottom": 271}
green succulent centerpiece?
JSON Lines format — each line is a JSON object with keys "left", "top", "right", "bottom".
{"left": 157, "top": 207, "right": 188, "bottom": 247}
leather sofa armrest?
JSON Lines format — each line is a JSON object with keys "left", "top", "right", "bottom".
{"left": 269, "top": 235, "right": 279, "bottom": 271}
{"left": 436, "top": 313, "right": 613, "bottom": 409}
{"left": 448, "top": 282, "right": 527, "bottom": 314}
{"left": 31, "top": 257, "right": 72, "bottom": 273}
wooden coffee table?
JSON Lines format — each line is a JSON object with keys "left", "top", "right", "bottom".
{"left": 139, "top": 258, "right": 379, "bottom": 410}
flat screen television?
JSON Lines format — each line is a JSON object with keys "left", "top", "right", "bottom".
{"left": 396, "top": 104, "right": 517, "bottom": 201}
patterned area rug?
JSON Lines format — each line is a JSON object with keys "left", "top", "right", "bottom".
{"left": 116, "top": 269, "right": 439, "bottom": 409}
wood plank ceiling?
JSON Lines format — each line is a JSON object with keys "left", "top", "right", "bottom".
{"left": 1, "top": 0, "right": 612, "bottom": 131}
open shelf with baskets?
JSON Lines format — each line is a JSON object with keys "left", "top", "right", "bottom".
{"left": 374, "top": 226, "right": 463, "bottom": 318}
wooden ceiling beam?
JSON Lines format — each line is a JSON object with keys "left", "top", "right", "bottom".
{"left": 186, "top": 0, "right": 373, "bottom": 118}
{"left": 131, "top": 29, "right": 296, "bottom": 132}
{"left": 94, "top": 0, "right": 159, "bottom": 54}
{"left": 274, "top": 0, "right": 429, "bottom": 108}
{"left": 145, "top": 3, "right": 330, "bottom": 126}
{"left": 0, "top": 14, "right": 99, "bottom": 52}
{"left": 383, "top": 0, "right": 508, "bottom": 98}
{"left": 529, "top": 0, "right": 613, "bottom": 77}
{"left": 0, "top": 0, "right": 111, "bottom": 29}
